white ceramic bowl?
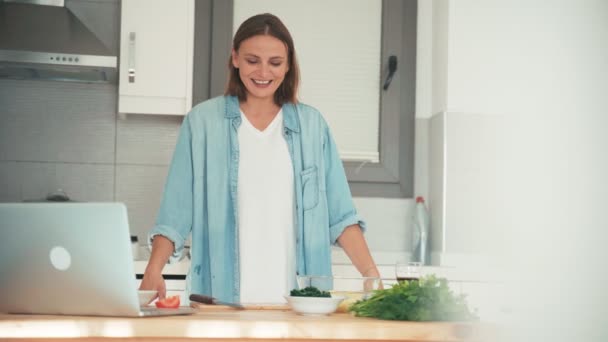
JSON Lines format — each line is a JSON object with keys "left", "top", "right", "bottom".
{"left": 138, "top": 290, "right": 158, "bottom": 306}
{"left": 284, "top": 295, "right": 345, "bottom": 315}
{"left": 296, "top": 275, "right": 381, "bottom": 313}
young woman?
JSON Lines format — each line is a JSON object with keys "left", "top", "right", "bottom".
{"left": 140, "top": 13, "right": 380, "bottom": 305}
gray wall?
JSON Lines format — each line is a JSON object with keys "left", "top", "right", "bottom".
{"left": 0, "top": 79, "right": 182, "bottom": 245}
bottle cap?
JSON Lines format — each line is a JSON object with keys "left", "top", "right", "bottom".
{"left": 415, "top": 196, "right": 425, "bottom": 203}
{"left": 130, "top": 235, "right": 138, "bottom": 243}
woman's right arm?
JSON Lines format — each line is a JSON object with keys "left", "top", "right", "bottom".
{"left": 139, "top": 235, "right": 174, "bottom": 300}
{"left": 139, "top": 115, "right": 196, "bottom": 300}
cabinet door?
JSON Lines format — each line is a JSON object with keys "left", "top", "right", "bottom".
{"left": 119, "top": 0, "right": 194, "bottom": 115}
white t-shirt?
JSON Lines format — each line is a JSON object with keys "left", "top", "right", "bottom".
{"left": 237, "top": 109, "right": 296, "bottom": 304}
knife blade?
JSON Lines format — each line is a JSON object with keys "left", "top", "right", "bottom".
{"left": 189, "top": 294, "right": 245, "bottom": 310}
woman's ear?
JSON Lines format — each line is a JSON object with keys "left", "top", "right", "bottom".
{"left": 231, "top": 49, "right": 239, "bottom": 69}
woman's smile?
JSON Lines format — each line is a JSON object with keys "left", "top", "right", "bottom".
{"left": 252, "top": 79, "right": 272, "bottom": 87}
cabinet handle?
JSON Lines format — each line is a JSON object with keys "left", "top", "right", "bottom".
{"left": 382, "top": 55, "right": 398, "bottom": 90}
{"left": 128, "top": 32, "right": 136, "bottom": 83}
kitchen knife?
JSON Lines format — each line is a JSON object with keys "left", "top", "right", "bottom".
{"left": 189, "top": 294, "right": 245, "bottom": 310}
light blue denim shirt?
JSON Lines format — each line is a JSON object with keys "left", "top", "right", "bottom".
{"left": 149, "top": 95, "right": 366, "bottom": 303}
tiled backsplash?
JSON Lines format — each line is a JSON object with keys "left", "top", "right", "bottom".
{"left": 0, "top": 79, "right": 182, "bottom": 244}
{"left": 0, "top": 80, "right": 116, "bottom": 164}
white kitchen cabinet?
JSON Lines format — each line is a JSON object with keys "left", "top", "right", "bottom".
{"left": 118, "top": 0, "right": 194, "bottom": 115}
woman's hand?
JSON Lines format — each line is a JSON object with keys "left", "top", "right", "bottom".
{"left": 337, "top": 225, "right": 384, "bottom": 290}
{"left": 139, "top": 235, "right": 175, "bottom": 301}
{"left": 362, "top": 266, "right": 384, "bottom": 290}
{"left": 139, "top": 270, "right": 167, "bottom": 301}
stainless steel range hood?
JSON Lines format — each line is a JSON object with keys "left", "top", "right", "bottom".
{"left": 0, "top": 0, "right": 117, "bottom": 83}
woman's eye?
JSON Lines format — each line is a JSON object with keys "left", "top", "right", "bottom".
{"left": 270, "top": 62, "right": 282, "bottom": 67}
{"left": 246, "top": 59, "right": 258, "bottom": 64}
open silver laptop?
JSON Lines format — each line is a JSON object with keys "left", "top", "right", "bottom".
{"left": 0, "top": 202, "right": 195, "bottom": 317}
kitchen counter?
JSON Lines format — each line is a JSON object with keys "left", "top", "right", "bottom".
{"left": 0, "top": 308, "right": 496, "bottom": 341}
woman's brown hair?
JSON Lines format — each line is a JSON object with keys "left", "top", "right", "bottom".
{"left": 225, "top": 13, "right": 300, "bottom": 105}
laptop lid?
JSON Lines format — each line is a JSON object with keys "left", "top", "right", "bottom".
{"left": 0, "top": 202, "right": 189, "bottom": 317}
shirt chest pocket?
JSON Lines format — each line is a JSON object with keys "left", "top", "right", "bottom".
{"left": 301, "top": 166, "right": 319, "bottom": 210}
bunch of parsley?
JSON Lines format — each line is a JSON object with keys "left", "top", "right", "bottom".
{"left": 290, "top": 286, "right": 331, "bottom": 297}
{"left": 349, "top": 275, "right": 478, "bottom": 321}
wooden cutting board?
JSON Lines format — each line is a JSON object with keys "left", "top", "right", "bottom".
{"left": 190, "top": 302, "right": 290, "bottom": 310}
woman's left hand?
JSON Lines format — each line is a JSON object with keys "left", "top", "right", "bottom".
{"left": 363, "top": 267, "right": 384, "bottom": 290}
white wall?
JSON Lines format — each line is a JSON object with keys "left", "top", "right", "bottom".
{"left": 426, "top": 0, "right": 608, "bottom": 338}
{"left": 430, "top": 0, "right": 450, "bottom": 115}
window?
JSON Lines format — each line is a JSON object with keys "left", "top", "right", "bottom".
{"left": 194, "top": 0, "right": 416, "bottom": 198}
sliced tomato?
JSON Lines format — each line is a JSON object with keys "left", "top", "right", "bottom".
{"left": 155, "top": 295, "right": 180, "bottom": 309}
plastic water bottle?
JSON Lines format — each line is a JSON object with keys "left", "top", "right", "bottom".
{"left": 412, "top": 196, "right": 430, "bottom": 265}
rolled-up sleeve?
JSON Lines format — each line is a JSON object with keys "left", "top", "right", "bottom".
{"left": 148, "top": 116, "right": 194, "bottom": 263}
{"left": 322, "top": 124, "right": 367, "bottom": 245}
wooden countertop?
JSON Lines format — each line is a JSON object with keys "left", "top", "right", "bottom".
{"left": 0, "top": 307, "right": 496, "bottom": 341}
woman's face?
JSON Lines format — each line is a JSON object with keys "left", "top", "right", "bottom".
{"left": 232, "top": 35, "right": 289, "bottom": 103}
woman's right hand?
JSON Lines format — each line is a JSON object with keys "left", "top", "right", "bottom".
{"left": 139, "top": 270, "right": 166, "bottom": 301}
{"left": 139, "top": 235, "right": 176, "bottom": 301}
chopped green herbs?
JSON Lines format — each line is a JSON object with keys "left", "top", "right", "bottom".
{"left": 290, "top": 286, "right": 331, "bottom": 298}
{"left": 349, "top": 275, "right": 478, "bottom": 321}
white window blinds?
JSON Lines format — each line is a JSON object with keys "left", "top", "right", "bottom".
{"left": 233, "top": 0, "right": 382, "bottom": 162}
